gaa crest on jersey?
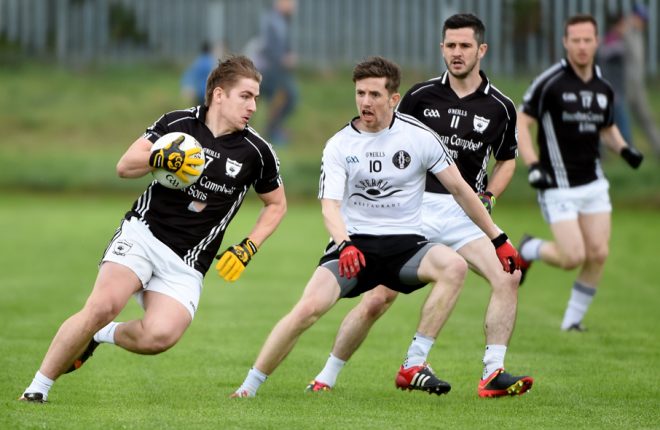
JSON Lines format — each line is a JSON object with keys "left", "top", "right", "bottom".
{"left": 112, "top": 239, "right": 133, "bottom": 256}
{"left": 473, "top": 115, "right": 490, "bottom": 133}
{"left": 225, "top": 158, "right": 242, "bottom": 178}
{"left": 392, "top": 150, "right": 411, "bottom": 169}
{"left": 596, "top": 93, "right": 608, "bottom": 110}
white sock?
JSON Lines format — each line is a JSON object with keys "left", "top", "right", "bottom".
{"left": 403, "top": 332, "right": 434, "bottom": 368}
{"left": 561, "top": 282, "right": 596, "bottom": 330}
{"left": 482, "top": 344, "right": 507, "bottom": 379}
{"left": 93, "top": 321, "right": 120, "bottom": 344}
{"left": 25, "top": 370, "right": 54, "bottom": 400}
{"left": 236, "top": 367, "right": 268, "bottom": 397}
{"left": 520, "top": 237, "right": 543, "bottom": 261}
{"left": 314, "top": 353, "right": 346, "bottom": 387}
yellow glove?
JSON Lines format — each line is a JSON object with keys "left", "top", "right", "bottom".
{"left": 149, "top": 134, "right": 204, "bottom": 183}
{"left": 216, "top": 238, "right": 258, "bottom": 282}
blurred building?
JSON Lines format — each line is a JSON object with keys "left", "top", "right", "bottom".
{"left": 0, "top": 0, "right": 657, "bottom": 76}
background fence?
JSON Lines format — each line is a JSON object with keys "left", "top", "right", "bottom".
{"left": 0, "top": 0, "right": 657, "bottom": 75}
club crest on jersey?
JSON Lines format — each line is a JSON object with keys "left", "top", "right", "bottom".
{"left": 112, "top": 239, "right": 133, "bottom": 256}
{"left": 225, "top": 158, "right": 242, "bottom": 178}
{"left": 392, "top": 150, "right": 411, "bottom": 169}
{"left": 473, "top": 115, "right": 490, "bottom": 133}
{"left": 596, "top": 93, "right": 608, "bottom": 109}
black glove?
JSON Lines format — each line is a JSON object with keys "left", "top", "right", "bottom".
{"left": 478, "top": 191, "right": 496, "bottom": 214}
{"left": 527, "top": 162, "right": 554, "bottom": 189}
{"left": 620, "top": 147, "right": 644, "bottom": 169}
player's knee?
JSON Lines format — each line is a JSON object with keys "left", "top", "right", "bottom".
{"left": 444, "top": 254, "right": 468, "bottom": 284}
{"left": 291, "top": 301, "right": 324, "bottom": 328}
{"left": 140, "top": 330, "right": 180, "bottom": 354}
{"left": 559, "top": 252, "right": 585, "bottom": 270}
{"left": 360, "top": 291, "right": 396, "bottom": 319}
{"left": 490, "top": 269, "right": 521, "bottom": 292}
{"left": 587, "top": 245, "right": 609, "bottom": 266}
{"left": 81, "top": 301, "right": 122, "bottom": 329}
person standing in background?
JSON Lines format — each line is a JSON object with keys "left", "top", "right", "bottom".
{"left": 254, "top": 0, "right": 299, "bottom": 145}
{"left": 622, "top": 3, "right": 660, "bottom": 158}
{"left": 181, "top": 41, "right": 218, "bottom": 106}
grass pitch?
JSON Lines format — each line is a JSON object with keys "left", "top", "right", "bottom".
{"left": 1, "top": 193, "right": 659, "bottom": 429}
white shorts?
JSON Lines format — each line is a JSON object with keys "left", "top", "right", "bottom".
{"left": 421, "top": 192, "right": 488, "bottom": 251}
{"left": 102, "top": 217, "right": 204, "bottom": 319}
{"left": 538, "top": 178, "right": 612, "bottom": 224}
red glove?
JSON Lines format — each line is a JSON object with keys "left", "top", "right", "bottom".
{"left": 491, "top": 233, "right": 520, "bottom": 274}
{"left": 338, "top": 240, "right": 366, "bottom": 279}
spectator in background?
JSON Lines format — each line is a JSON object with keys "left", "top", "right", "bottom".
{"left": 623, "top": 3, "right": 660, "bottom": 158}
{"left": 181, "top": 41, "right": 218, "bottom": 106}
{"left": 254, "top": 0, "right": 299, "bottom": 145}
{"left": 598, "top": 13, "right": 633, "bottom": 145}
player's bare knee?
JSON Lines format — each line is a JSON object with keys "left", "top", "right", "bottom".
{"left": 80, "top": 301, "right": 121, "bottom": 329}
{"left": 140, "top": 331, "right": 179, "bottom": 354}
{"left": 490, "top": 270, "right": 521, "bottom": 292}
{"left": 587, "top": 245, "right": 609, "bottom": 266}
{"left": 361, "top": 292, "right": 395, "bottom": 319}
{"left": 560, "top": 253, "right": 585, "bottom": 270}
{"left": 443, "top": 255, "right": 468, "bottom": 284}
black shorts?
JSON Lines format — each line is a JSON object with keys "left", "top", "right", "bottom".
{"left": 318, "top": 234, "right": 433, "bottom": 298}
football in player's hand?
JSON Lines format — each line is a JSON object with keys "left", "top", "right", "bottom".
{"left": 151, "top": 132, "right": 205, "bottom": 189}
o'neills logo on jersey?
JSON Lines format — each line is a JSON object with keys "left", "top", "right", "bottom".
{"left": 423, "top": 108, "right": 441, "bottom": 118}
{"left": 112, "top": 239, "right": 133, "bottom": 256}
{"left": 473, "top": 115, "right": 490, "bottom": 133}
{"left": 392, "top": 150, "right": 411, "bottom": 169}
{"left": 225, "top": 158, "right": 242, "bottom": 178}
{"left": 596, "top": 93, "right": 608, "bottom": 109}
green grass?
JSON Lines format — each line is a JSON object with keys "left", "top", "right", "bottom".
{"left": 1, "top": 193, "right": 659, "bottom": 429}
{"left": 1, "top": 63, "right": 659, "bottom": 202}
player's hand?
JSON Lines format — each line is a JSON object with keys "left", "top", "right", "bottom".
{"left": 149, "top": 134, "right": 204, "bottom": 183}
{"left": 338, "top": 240, "right": 366, "bottom": 279}
{"left": 215, "top": 238, "right": 259, "bottom": 282}
{"left": 527, "top": 162, "right": 554, "bottom": 189}
{"left": 478, "top": 191, "right": 496, "bottom": 214}
{"left": 491, "top": 233, "right": 519, "bottom": 274}
{"left": 620, "top": 146, "right": 644, "bottom": 169}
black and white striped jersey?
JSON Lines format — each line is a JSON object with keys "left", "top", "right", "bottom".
{"left": 521, "top": 59, "right": 615, "bottom": 188}
{"left": 319, "top": 112, "right": 452, "bottom": 235}
{"left": 124, "top": 106, "right": 282, "bottom": 275}
{"left": 397, "top": 70, "right": 518, "bottom": 194}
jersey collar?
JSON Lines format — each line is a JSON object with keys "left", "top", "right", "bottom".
{"left": 561, "top": 57, "right": 603, "bottom": 80}
{"left": 349, "top": 114, "right": 396, "bottom": 134}
{"left": 440, "top": 70, "right": 491, "bottom": 95}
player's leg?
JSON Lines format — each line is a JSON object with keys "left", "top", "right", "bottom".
{"left": 20, "top": 262, "right": 140, "bottom": 402}
{"left": 307, "top": 285, "right": 398, "bottom": 391}
{"left": 234, "top": 266, "right": 341, "bottom": 397}
{"left": 112, "top": 290, "right": 192, "bottom": 354}
{"left": 560, "top": 212, "right": 611, "bottom": 331}
{"left": 394, "top": 244, "right": 467, "bottom": 395}
{"left": 458, "top": 238, "right": 533, "bottom": 397}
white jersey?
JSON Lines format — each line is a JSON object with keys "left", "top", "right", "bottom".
{"left": 319, "top": 112, "right": 453, "bottom": 235}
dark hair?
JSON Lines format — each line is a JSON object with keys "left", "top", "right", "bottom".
{"left": 205, "top": 55, "right": 262, "bottom": 107}
{"left": 352, "top": 56, "right": 401, "bottom": 94}
{"left": 564, "top": 14, "right": 598, "bottom": 36}
{"left": 442, "top": 13, "right": 486, "bottom": 45}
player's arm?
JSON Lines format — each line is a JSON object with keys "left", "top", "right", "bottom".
{"left": 600, "top": 125, "right": 644, "bottom": 168}
{"left": 516, "top": 111, "right": 538, "bottom": 166}
{"left": 435, "top": 164, "right": 519, "bottom": 273}
{"left": 116, "top": 136, "right": 153, "bottom": 179}
{"left": 216, "top": 186, "right": 287, "bottom": 282}
{"left": 479, "top": 158, "right": 516, "bottom": 213}
{"left": 247, "top": 186, "right": 288, "bottom": 247}
{"left": 321, "top": 198, "right": 365, "bottom": 279}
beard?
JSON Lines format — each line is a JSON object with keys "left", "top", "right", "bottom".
{"left": 446, "top": 58, "right": 478, "bottom": 79}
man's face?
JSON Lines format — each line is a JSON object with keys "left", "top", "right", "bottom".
{"left": 563, "top": 22, "right": 599, "bottom": 68}
{"left": 215, "top": 77, "right": 259, "bottom": 132}
{"left": 354, "top": 77, "right": 399, "bottom": 132}
{"left": 442, "top": 27, "right": 485, "bottom": 79}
